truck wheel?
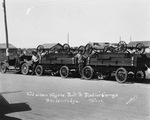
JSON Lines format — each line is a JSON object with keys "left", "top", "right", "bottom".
{"left": 63, "top": 44, "right": 70, "bottom": 53}
{"left": 0, "top": 63, "right": 7, "bottom": 74}
{"left": 78, "top": 45, "right": 86, "bottom": 55}
{"left": 82, "top": 66, "right": 93, "bottom": 80}
{"left": 135, "top": 70, "right": 145, "bottom": 83}
{"left": 85, "top": 44, "right": 92, "bottom": 55}
{"left": 37, "top": 45, "right": 44, "bottom": 54}
{"left": 117, "top": 41, "right": 127, "bottom": 53}
{"left": 35, "top": 65, "right": 44, "bottom": 76}
{"left": 21, "top": 63, "right": 29, "bottom": 75}
{"left": 115, "top": 67, "right": 128, "bottom": 83}
{"left": 60, "top": 66, "right": 69, "bottom": 78}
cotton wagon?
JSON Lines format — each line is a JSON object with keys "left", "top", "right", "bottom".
{"left": 82, "top": 41, "right": 150, "bottom": 83}
{"left": 34, "top": 44, "right": 86, "bottom": 78}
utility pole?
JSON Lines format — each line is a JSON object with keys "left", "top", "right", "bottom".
{"left": 130, "top": 36, "right": 132, "bottom": 42}
{"left": 119, "top": 36, "right": 122, "bottom": 41}
{"left": 2, "top": 0, "right": 9, "bottom": 61}
{"left": 67, "top": 33, "right": 69, "bottom": 45}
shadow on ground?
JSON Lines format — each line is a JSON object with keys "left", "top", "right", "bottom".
{"left": 0, "top": 94, "right": 31, "bottom": 120}
{"left": 0, "top": 115, "right": 22, "bottom": 120}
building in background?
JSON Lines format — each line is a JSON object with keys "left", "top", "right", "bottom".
{"left": 42, "top": 43, "right": 62, "bottom": 51}
{"left": 0, "top": 43, "right": 18, "bottom": 62}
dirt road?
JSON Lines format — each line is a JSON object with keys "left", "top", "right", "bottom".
{"left": 0, "top": 72, "right": 150, "bottom": 120}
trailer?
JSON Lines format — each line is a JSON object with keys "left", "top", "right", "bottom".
{"left": 82, "top": 52, "right": 150, "bottom": 83}
{"left": 34, "top": 44, "right": 86, "bottom": 78}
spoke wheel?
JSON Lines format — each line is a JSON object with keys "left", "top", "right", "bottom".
{"left": 60, "top": 66, "right": 69, "bottom": 78}
{"left": 21, "top": 63, "right": 29, "bottom": 75}
{"left": 135, "top": 70, "right": 145, "bottom": 83}
{"left": 85, "top": 44, "right": 93, "bottom": 55}
{"left": 136, "top": 43, "right": 145, "bottom": 54}
{"left": 78, "top": 45, "right": 86, "bottom": 55}
{"left": 0, "top": 63, "right": 7, "bottom": 74}
{"left": 115, "top": 67, "right": 128, "bottom": 83}
{"left": 117, "top": 41, "right": 127, "bottom": 53}
{"left": 63, "top": 44, "right": 70, "bottom": 53}
{"left": 82, "top": 66, "right": 93, "bottom": 80}
{"left": 35, "top": 65, "right": 44, "bottom": 76}
{"left": 37, "top": 45, "right": 44, "bottom": 54}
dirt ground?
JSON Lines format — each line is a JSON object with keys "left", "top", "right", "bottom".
{"left": 0, "top": 71, "right": 150, "bottom": 120}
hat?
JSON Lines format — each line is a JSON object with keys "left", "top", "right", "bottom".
{"left": 32, "top": 50, "right": 37, "bottom": 54}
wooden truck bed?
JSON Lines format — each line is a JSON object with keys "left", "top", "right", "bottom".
{"left": 88, "top": 53, "right": 145, "bottom": 67}
{"left": 40, "top": 53, "right": 75, "bottom": 65}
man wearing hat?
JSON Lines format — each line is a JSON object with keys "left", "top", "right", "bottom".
{"left": 75, "top": 50, "right": 86, "bottom": 77}
{"left": 31, "top": 50, "right": 39, "bottom": 75}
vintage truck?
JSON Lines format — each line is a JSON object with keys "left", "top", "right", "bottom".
{"left": 82, "top": 41, "right": 150, "bottom": 83}
{"left": 34, "top": 44, "right": 86, "bottom": 78}
{"left": 0, "top": 50, "right": 32, "bottom": 75}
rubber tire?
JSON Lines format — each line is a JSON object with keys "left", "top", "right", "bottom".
{"left": 78, "top": 45, "right": 86, "bottom": 55}
{"left": 82, "top": 66, "right": 93, "bottom": 80}
{"left": 135, "top": 70, "right": 145, "bottom": 83}
{"left": 21, "top": 63, "right": 29, "bottom": 75}
{"left": 35, "top": 65, "right": 44, "bottom": 76}
{"left": 37, "top": 45, "right": 44, "bottom": 54}
{"left": 115, "top": 67, "right": 128, "bottom": 83}
{"left": 85, "top": 44, "right": 93, "bottom": 55}
{"left": 117, "top": 41, "right": 127, "bottom": 53}
{"left": 0, "top": 63, "right": 7, "bottom": 74}
{"left": 60, "top": 66, "right": 69, "bottom": 78}
{"left": 63, "top": 44, "right": 70, "bottom": 53}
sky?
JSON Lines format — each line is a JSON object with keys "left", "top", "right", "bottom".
{"left": 0, "top": 0, "right": 150, "bottom": 48}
